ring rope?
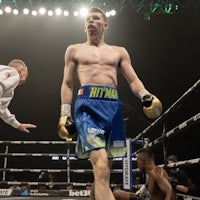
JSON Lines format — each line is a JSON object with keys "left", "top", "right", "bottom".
{"left": 132, "top": 79, "right": 200, "bottom": 142}
{"left": 132, "top": 113, "right": 200, "bottom": 156}
{"left": 0, "top": 181, "right": 94, "bottom": 187}
{"left": 0, "top": 153, "right": 75, "bottom": 157}
{"left": 159, "top": 158, "right": 200, "bottom": 168}
{"left": 177, "top": 193, "right": 200, "bottom": 200}
{"left": 148, "top": 113, "right": 200, "bottom": 147}
{"left": 0, "top": 157, "right": 199, "bottom": 173}
{"left": 0, "top": 168, "right": 123, "bottom": 173}
{"left": 0, "top": 141, "right": 76, "bottom": 145}
{"left": 0, "top": 181, "right": 121, "bottom": 188}
{"left": 1, "top": 114, "right": 198, "bottom": 158}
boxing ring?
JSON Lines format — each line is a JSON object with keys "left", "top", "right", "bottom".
{"left": 0, "top": 79, "right": 199, "bottom": 199}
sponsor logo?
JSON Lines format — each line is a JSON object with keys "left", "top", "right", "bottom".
{"left": 89, "top": 87, "right": 118, "bottom": 99}
{"left": 0, "top": 189, "right": 12, "bottom": 196}
{"left": 29, "top": 189, "right": 49, "bottom": 196}
{"left": 88, "top": 128, "right": 104, "bottom": 135}
{"left": 123, "top": 159, "right": 129, "bottom": 185}
{"left": 69, "top": 190, "right": 90, "bottom": 197}
{"left": 123, "top": 139, "right": 132, "bottom": 190}
{"left": 113, "top": 140, "right": 125, "bottom": 148}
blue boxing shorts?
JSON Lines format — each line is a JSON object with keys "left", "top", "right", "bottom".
{"left": 74, "top": 85, "right": 127, "bottom": 159}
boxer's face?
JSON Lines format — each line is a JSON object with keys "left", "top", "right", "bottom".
{"left": 137, "top": 154, "right": 145, "bottom": 172}
{"left": 84, "top": 12, "right": 108, "bottom": 36}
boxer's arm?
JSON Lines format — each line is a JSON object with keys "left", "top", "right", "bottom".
{"left": 119, "top": 47, "right": 162, "bottom": 119}
{"left": 59, "top": 45, "right": 77, "bottom": 141}
{"left": 113, "top": 189, "right": 141, "bottom": 200}
{"left": 119, "top": 47, "right": 146, "bottom": 97}
{"left": 61, "top": 45, "right": 76, "bottom": 106}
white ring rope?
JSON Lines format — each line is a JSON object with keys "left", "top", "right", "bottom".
{"left": 131, "top": 113, "right": 200, "bottom": 157}
{"left": 159, "top": 158, "right": 200, "bottom": 168}
{"left": 177, "top": 193, "right": 200, "bottom": 200}
{"left": 0, "top": 168, "right": 122, "bottom": 173}
{"left": 132, "top": 79, "right": 200, "bottom": 142}
{"left": 0, "top": 153, "right": 75, "bottom": 157}
{"left": 0, "top": 141, "right": 76, "bottom": 145}
{"left": 147, "top": 113, "right": 200, "bottom": 147}
{"left": 0, "top": 181, "right": 93, "bottom": 187}
{"left": 0, "top": 157, "right": 199, "bottom": 173}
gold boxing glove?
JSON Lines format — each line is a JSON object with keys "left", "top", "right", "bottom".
{"left": 142, "top": 94, "right": 163, "bottom": 119}
{"left": 58, "top": 115, "right": 77, "bottom": 141}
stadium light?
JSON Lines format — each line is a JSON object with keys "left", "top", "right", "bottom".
{"left": 23, "top": 8, "right": 29, "bottom": 15}
{"left": 13, "top": 8, "right": 19, "bottom": 15}
{"left": 39, "top": 7, "right": 46, "bottom": 15}
{"left": 55, "top": 8, "right": 62, "bottom": 16}
{"left": 5, "top": 6, "right": 11, "bottom": 13}
{"left": 73, "top": 10, "right": 79, "bottom": 16}
{"left": 47, "top": 10, "right": 53, "bottom": 16}
{"left": 63, "top": 10, "right": 69, "bottom": 16}
{"left": 32, "top": 10, "right": 37, "bottom": 16}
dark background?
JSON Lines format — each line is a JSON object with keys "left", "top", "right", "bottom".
{"left": 0, "top": 6, "right": 199, "bottom": 189}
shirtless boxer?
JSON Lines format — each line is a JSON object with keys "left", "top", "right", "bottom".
{"left": 113, "top": 147, "right": 177, "bottom": 200}
{"left": 58, "top": 7, "right": 162, "bottom": 200}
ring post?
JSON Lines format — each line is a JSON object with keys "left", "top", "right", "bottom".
{"left": 123, "top": 138, "right": 132, "bottom": 191}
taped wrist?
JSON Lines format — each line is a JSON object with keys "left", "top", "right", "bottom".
{"left": 139, "top": 184, "right": 148, "bottom": 193}
{"left": 138, "top": 89, "right": 151, "bottom": 99}
{"left": 61, "top": 104, "right": 71, "bottom": 117}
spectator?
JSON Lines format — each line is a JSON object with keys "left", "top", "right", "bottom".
{"left": 66, "top": 183, "right": 73, "bottom": 190}
{"left": 9, "top": 180, "right": 21, "bottom": 190}
{"left": 38, "top": 171, "right": 48, "bottom": 190}
{"left": 134, "top": 176, "right": 142, "bottom": 185}
{"left": 132, "top": 175, "right": 142, "bottom": 193}
{"left": 48, "top": 172, "right": 56, "bottom": 190}
{"left": 20, "top": 183, "right": 31, "bottom": 196}
{"left": 86, "top": 182, "right": 92, "bottom": 191}
{"left": 167, "top": 155, "right": 189, "bottom": 200}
